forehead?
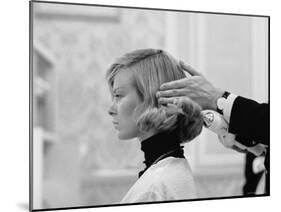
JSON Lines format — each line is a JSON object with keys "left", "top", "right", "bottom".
{"left": 113, "top": 68, "right": 135, "bottom": 89}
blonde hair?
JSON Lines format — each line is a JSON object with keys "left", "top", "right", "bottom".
{"left": 106, "top": 49, "right": 203, "bottom": 143}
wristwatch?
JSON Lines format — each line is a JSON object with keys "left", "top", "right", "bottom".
{"left": 216, "top": 91, "right": 230, "bottom": 115}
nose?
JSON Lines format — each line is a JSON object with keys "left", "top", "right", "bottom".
{"left": 108, "top": 101, "right": 117, "bottom": 116}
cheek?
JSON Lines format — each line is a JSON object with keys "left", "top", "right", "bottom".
{"left": 119, "top": 97, "right": 139, "bottom": 119}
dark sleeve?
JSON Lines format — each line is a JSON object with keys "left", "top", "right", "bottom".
{"left": 228, "top": 96, "right": 269, "bottom": 145}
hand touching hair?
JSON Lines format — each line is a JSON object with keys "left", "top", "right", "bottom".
{"left": 106, "top": 48, "right": 203, "bottom": 143}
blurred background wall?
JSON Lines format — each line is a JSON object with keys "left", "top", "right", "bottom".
{"left": 31, "top": 2, "right": 268, "bottom": 210}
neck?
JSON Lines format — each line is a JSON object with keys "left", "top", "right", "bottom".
{"left": 138, "top": 130, "right": 185, "bottom": 178}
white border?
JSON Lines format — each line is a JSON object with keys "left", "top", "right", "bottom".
{"left": 251, "top": 17, "right": 269, "bottom": 102}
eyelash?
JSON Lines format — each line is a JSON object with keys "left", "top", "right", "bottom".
{"left": 113, "top": 94, "right": 122, "bottom": 100}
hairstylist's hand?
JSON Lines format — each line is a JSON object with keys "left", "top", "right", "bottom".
{"left": 218, "top": 134, "right": 267, "bottom": 156}
{"left": 157, "top": 61, "right": 224, "bottom": 110}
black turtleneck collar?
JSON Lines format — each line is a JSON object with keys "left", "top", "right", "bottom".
{"left": 139, "top": 130, "right": 184, "bottom": 178}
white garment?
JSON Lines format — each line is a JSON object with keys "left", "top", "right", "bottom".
{"left": 120, "top": 157, "right": 197, "bottom": 203}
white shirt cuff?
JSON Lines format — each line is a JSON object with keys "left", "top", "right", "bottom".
{"left": 222, "top": 93, "right": 238, "bottom": 123}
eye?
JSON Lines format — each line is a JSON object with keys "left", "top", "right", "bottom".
{"left": 113, "top": 94, "right": 123, "bottom": 100}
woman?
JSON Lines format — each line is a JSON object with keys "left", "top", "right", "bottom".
{"left": 106, "top": 49, "right": 203, "bottom": 203}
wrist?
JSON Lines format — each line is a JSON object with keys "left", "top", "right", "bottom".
{"left": 211, "top": 89, "right": 224, "bottom": 110}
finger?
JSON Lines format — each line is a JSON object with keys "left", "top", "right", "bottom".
{"left": 218, "top": 134, "right": 236, "bottom": 148}
{"left": 165, "top": 103, "right": 179, "bottom": 115}
{"left": 160, "top": 78, "right": 188, "bottom": 90}
{"left": 248, "top": 145, "right": 267, "bottom": 157}
{"left": 179, "top": 61, "right": 202, "bottom": 76}
{"left": 158, "top": 97, "right": 177, "bottom": 105}
{"left": 218, "top": 135, "right": 247, "bottom": 153}
{"left": 231, "top": 145, "right": 249, "bottom": 154}
{"left": 157, "top": 89, "right": 187, "bottom": 98}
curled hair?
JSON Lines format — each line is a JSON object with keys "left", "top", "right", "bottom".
{"left": 106, "top": 49, "right": 203, "bottom": 143}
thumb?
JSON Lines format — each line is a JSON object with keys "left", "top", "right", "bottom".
{"left": 179, "top": 61, "right": 202, "bottom": 76}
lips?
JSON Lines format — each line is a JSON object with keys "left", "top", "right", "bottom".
{"left": 112, "top": 121, "right": 119, "bottom": 129}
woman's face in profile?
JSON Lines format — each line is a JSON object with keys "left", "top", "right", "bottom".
{"left": 108, "top": 68, "right": 141, "bottom": 140}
